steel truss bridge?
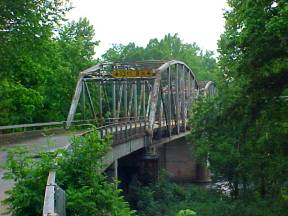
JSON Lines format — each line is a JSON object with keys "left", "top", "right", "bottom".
{"left": 67, "top": 60, "right": 215, "bottom": 149}
{"left": 0, "top": 60, "right": 216, "bottom": 216}
{"left": 42, "top": 60, "right": 215, "bottom": 215}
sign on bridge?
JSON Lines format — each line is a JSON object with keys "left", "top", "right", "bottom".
{"left": 112, "top": 69, "right": 155, "bottom": 78}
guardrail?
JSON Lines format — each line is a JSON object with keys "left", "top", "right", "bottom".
{"left": 0, "top": 119, "right": 93, "bottom": 145}
{"left": 0, "top": 117, "right": 149, "bottom": 146}
{"left": 0, "top": 119, "right": 94, "bottom": 135}
{"left": 0, "top": 117, "right": 146, "bottom": 133}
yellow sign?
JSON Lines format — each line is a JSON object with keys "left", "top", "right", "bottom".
{"left": 112, "top": 69, "right": 155, "bottom": 78}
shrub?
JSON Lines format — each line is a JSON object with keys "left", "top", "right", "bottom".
{"left": 3, "top": 129, "right": 134, "bottom": 216}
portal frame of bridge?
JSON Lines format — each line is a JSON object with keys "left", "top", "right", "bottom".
{"left": 66, "top": 60, "right": 200, "bottom": 148}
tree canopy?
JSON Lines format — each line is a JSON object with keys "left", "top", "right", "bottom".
{"left": 0, "top": 1, "right": 98, "bottom": 125}
{"left": 189, "top": 0, "right": 288, "bottom": 203}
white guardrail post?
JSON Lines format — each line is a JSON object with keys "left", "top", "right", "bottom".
{"left": 43, "top": 171, "right": 56, "bottom": 216}
{"left": 43, "top": 171, "right": 66, "bottom": 216}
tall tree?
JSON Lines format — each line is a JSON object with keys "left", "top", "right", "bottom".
{"left": 0, "top": 0, "right": 70, "bottom": 124}
{"left": 40, "top": 18, "right": 99, "bottom": 121}
{"left": 0, "top": 1, "right": 99, "bottom": 124}
{"left": 189, "top": 0, "right": 288, "bottom": 202}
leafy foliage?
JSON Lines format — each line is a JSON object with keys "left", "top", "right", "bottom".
{"left": 189, "top": 0, "right": 288, "bottom": 206}
{"left": 56, "top": 131, "right": 133, "bottom": 216}
{"left": 0, "top": 1, "right": 98, "bottom": 125}
{"left": 134, "top": 172, "right": 287, "bottom": 216}
{"left": 134, "top": 171, "right": 230, "bottom": 216}
{"left": 3, "top": 130, "right": 134, "bottom": 216}
{"left": 3, "top": 148, "right": 55, "bottom": 215}
{"left": 176, "top": 209, "right": 197, "bottom": 216}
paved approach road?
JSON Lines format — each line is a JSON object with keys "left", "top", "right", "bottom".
{"left": 0, "top": 131, "right": 75, "bottom": 214}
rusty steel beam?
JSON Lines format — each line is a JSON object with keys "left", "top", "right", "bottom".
{"left": 167, "top": 67, "right": 172, "bottom": 136}
{"left": 148, "top": 69, "right": 161, "bottom": 132}
{"left": 99, "top": 82, "right": 103, "bottom": 119}
{"left": 175, "top": 64, "right": 180, "bottom": 134}
{"left": 124, "top": 80, "right": 127, "bottom": 117}
{"left": 127, "top": 83, "right": 134, "bottom": 117}
{"left": 143, "top": 82, "right": 146, "bottom": 117}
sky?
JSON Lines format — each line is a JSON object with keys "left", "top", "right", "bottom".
{"left": 67, "top": 0, "right": 228, "bottom": 58}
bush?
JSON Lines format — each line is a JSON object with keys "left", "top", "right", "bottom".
{"left": 3, "top": 147, "right": 54, "bottom": 216}
{"left": 176, "top": 209, "right": 197, "bottom": 216}
{"left": 133, "top": 171, "right": 286, "bottom": 216}
{"left": 3, "top": 129, "right": 134, "bottom": 216}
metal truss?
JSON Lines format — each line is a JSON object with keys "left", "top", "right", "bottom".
{"left": 66, "top": 60, "right": 200, "bottom": 144}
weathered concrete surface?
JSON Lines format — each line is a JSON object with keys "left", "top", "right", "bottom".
{"left": 0, "top": 131, "right": 75, "bottom": 214}
{"left": 158, "top": 137, "right": 197, "bottom": 182}
{"left": 158, "top": 136, "right": 210, "bottom": 182}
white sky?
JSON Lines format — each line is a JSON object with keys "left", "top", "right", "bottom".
{"left": 67, "top": 0, "right": 228, "bottom": 58}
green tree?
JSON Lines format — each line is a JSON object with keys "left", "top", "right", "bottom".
{"left": 189, "top": 0, "right": 288, "bottom": 202}
{"left": 3, "top": 147, "right": 55, "bottom": 215}
{"left": 0, "top": 0, "right": 99, "bottom": 124}
{"left": 40, "top": 18, "right": 99, "bottom": 121}
{"left": 0, "top": 0, "right": 70, "bottom": 124}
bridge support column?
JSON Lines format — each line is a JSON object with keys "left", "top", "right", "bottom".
{"left": 139, "top": 145, "right": 159, "bottom": 184}
{"left": 157, "top": 137, "right": 211, "bottom": 183}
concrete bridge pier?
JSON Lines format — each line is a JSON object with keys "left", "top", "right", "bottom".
{"left": 140, "top": 151, "right": 159, "bottom": 184}
{"left": 157, "top": 137, "right": 211, "bottom": 183}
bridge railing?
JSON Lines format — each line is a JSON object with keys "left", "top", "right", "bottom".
{"left": 42, "top": 117, "right": 149, "bottom": 215}
{"left": 81, "top": 116, "right": 148, "bottom": 145}
{"left": 0, "top": 117, "right": 148, "bottom": 145}
{"left": 0, "top": 119, "right": 98, "bottom": 134}
{"left": 0, "top": 119, "right": 95, "bottom": 145}
{"left": 0, "top": 116, "right": 147, "bottom": 133}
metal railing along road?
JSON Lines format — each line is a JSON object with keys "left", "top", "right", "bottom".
{"left": 0, "top": 117, "right": 149, "bottom": 145}
{"left": 0, "top": 118, "right": 132, "bottom": 133}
